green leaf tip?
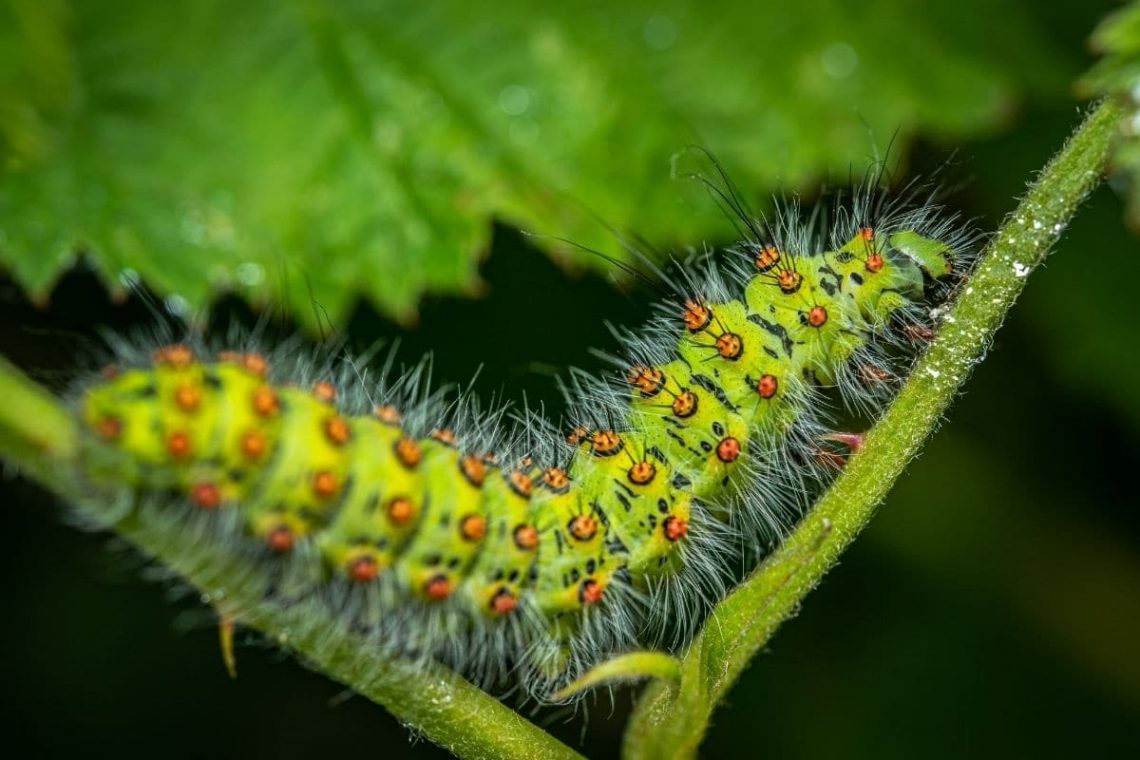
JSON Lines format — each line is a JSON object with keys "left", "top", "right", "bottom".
{"left": 550, "top": 651, "right": 682, "bottom": 703}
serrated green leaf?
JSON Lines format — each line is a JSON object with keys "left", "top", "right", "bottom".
{"left": 1, "top": 0, "right": 1063, "bottom": 326}
{"left": 1079, "top": 0, "right": 1140, "bottom": 229}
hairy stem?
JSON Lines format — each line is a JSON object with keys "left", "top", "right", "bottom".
{"left": 623, "top": 99, "right": 1123, "bottom": 760}
{"left": 0, "top": 357, "right": 581, "bottom": 760}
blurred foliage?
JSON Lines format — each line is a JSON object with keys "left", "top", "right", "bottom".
{"left": 0, "top": 0, "right": 1064, "bottom": 326}
{"left": 1080, "top": 0, "right": 1140, "bottom": 229}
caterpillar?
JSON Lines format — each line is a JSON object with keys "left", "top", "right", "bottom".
{"left": 64, "top": 175, "right": 972, "bottom": 700}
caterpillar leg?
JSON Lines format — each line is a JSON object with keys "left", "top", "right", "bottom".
{"left": 218, "top": 613, "right": 238, "bottom": 679}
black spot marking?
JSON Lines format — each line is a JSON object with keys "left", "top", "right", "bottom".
{"left": 691, "top": 374, "right": 739, "bottom": 413}
{"left": 130, "top": 384, "right": 158, "bottom": 400}
{"left": 614, "top": 491, "right": 633, "bottom": 513}
{"left": 747, "top": 313, "right": 795, "bottom": 356}
{"left": 606, "top": 537, "right": 628, "bottom": 555}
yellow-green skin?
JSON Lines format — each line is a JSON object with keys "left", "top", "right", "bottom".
{"left": 78, "top": 228, "right": 952, "bottom": 650}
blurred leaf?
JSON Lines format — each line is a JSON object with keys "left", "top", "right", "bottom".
{"left": 0, "top": 0, "right": 1063, "bottom": 326}
{"left": 1079, "top": 1, "right": 1140, "bottom": 229}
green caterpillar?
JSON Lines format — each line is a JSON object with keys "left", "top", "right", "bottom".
{"left": 73, "top": 184, "right": 968, "bottom": 697}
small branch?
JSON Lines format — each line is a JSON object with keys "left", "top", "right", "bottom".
{"left": 0, "top": 358, "right": 581, "bottom": 760}
{"left": 623, "top": 99, "right": 1124, "bottom": 760}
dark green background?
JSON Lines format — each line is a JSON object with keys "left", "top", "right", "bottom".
{"left": 2, "top": 2, "right": 1139, "bottom": 759}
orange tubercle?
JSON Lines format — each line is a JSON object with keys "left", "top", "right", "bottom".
{"left": 663, "top": 515, "right": 688, "bottom": 542}
{"left": 430, "top": 428, "right": 458, "bottom": 446}
{"left": 312, "top": 470, "right": 339, "bottom": 499}
{"left": 394, "top": 436, "right": 422, "bottom": 469}
{"left": 251, "top": 387, "right": 280, "bottom": 417}
{"left": 387, "top": 497, "right": 414, "bottom": 525}
{"left": 153, "top": 344, "right": 194, "bottom": 368}
{"left": 167, "top": 431, "right": 192, "bottom": 460}
{"left": 460, "top": 514, "right": 487, "bottom": 542}
{"left": 754, "top": 244, "right": 781, "bottom": 272}
{"left": 174, "top": 384, "right": 201, "bottom": 412}
{"left": 347, "top": 555, "right": 379, "bottom": 582}
{"left": 682, "top": 300, "right": 711, "bottom": 332}
{"left": 312, "top": 381, "right": 336, "bottom": 403}
{"left": 96, "top": 416, "right": 123, "bottom": 441}
{"left": 672, "top": 390, "right": 698, "bottom": 418}
{"left": 807, "top": 306, "right": 828, "bottom": 328}
{"left": 508, "top": 470, "right": 534, "bottom": 499}
{"left": 266, "top": 526, "right": 295, "bottom": 553}
{"left": 627, "top": 366, "right": 665, "bottom": 396}
{"left": 460, "top": 456, "right": 487, "bottom": 487}
{"left": 715, "top": 332, "right": 743, "bottom": 360}
{"left": 590, "top": 430, "right": 622, "bottom": 457}
{"left": 628, "top": 460, "right": 656, "bottom": 485}
{"left": 757, "top": 374, "right": 779, "bottom": 399}
{"left": 716, "top": 436, "right": 741, "bottom": 463}
{"left": 568, "top": 515, "right": 598, "bottom": 542}
{"left": 324, "top": 416, "right": 351, "bottom": 446}
{"left": 190, "top": 481, "right": 221, "bottom": 510}
{"left": 513, "top": 524, "right": 539, "bottom": 551}
{"left": 541, "top": 467, "right": 569, "bottom": 492}
{"left": 240, "top": 431, "right": 267, "bottom": 460}
{"left": 373, "top": 405, "right": 402, "bottom": 425}
{"left": 425, "top": 574, "right": 452, "bottom": 601}
{"left": 777, "top": 271, "right": 803, "bottom": 294}
{"left": 579, "top": 579, "right": 604, "bottom": 606}
{"left": 490, "top": 588, "right": 518, "bottom": 615}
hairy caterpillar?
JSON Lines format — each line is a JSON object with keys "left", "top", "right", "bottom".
{"left": 61, "top": 175, "right": 972, "bottom": 700}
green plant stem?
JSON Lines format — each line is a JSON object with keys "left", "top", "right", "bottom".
{"left": 0, "top": 356, "right": 581, "bottom": 760}
{"left": 622, "top": 99, "right": 1124, "bottom": 760}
